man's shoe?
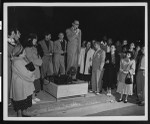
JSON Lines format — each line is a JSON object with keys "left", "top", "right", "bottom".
{"left": 96, "top": 92, "right": 100, "bottom": 95}
{"left": 138, "top": 101, "right": 144, "bottom": 106}
{"left": 136, "top": 101, "right": 142, "bottom": 104}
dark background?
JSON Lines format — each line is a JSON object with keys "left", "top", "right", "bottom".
{"left": 8, "top": 6, "right": 145, "bottom": 45}
{"left": 1, "top": 1, "right": 150, "bottom": 123}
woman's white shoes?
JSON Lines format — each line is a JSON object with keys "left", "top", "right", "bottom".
{"left": 32, "top": 97, "right": 41, "bottom": 104}
{"left": 107, "top": 93, "right": 112, "bottom": 96}
{"left": 32, "top": 99, "right": 37, "bottom": 104}
{"left": 34, "top": 98, "right": 41, "bottom": 102}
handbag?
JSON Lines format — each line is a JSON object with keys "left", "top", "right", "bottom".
{"left": 25, "top": 62, "right": 35, "bottom": 71}
{"left": 25, "top": 56, "right": 35, "bottom": 72}
{"left": 125, "top": 72, "right": 132, "bottom": 84}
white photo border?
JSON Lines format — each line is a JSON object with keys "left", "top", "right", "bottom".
{"left": 3, "top": 2, "right": 148, "bottom": 121}
{"left": 0, "top": 21, "right": 2, "bottom": 102}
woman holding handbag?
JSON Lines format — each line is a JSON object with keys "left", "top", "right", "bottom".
{"left": 10, "top": 45, "right": 35, "bottom": 116}
{"left": 24, "top": 33, "right": 43, "bottom": 104}
{"left": 117, "top": 51, "right": 135, "bottom": 103}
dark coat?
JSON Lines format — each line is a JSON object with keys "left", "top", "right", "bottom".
{"left": 103, "top": 52, "right": 120, "bottom": 87}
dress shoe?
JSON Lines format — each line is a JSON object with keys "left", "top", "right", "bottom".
{"left": 96, "top": 92, "right": 100, "bottom": 95}
{"left": 32, "top": 99, "right": 37, "bottom": 104}
{"left": 118, "top": 99, "right": 123, "bottom": 102}
{"left": 124, "top": 100, "right": 128, "bottom": 103}
{"left": 138, "top": 101, "right": 144, "bottom": 106}
{"left": 136, "top": 101, "right": 142, "bottom": 104}
{"left": 33, "top": 97, "right": 41, "bottom": 102}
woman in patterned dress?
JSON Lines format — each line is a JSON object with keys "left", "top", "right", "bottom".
{"left": 117, "top": 51, "right": 135, "bottom": 103}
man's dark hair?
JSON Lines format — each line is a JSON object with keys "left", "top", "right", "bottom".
{"left": 25, "top": 33, "right": 37, "bottom": 47}
{"left": 125, "top": 51, "right": 134, "bottom": 60}
{"left": 8, "top": 27, "right": 18, "bottom": 36}
{"left": 44, "top": 32, "right": 51, "bottom": 36}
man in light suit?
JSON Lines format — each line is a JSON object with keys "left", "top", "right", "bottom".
{"left": 53, "top": 33, "right": 67, "bottom": 75}
{"left": 66, "top": 20, "right": 81, "bottom": 79}
{"left": 91, "top": 41, "right": 106, "bottom": 95}
{"left": 39, "top": 33, "right": 54, "bottom": 79}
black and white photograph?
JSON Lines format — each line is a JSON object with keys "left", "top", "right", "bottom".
{"left": 3, "top": 2, "right": 148, "bottom": 121}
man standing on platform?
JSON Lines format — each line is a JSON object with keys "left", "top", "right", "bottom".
{"left": 66, "top": 20, "right": 81, "bottom": 80}
{"left": 53, "top": 33, "right": 67, "bottom": 75}
{"left": 91, "top": 41, "right": 106, "bottom": 95}
{"left": 39, "top": 33, "right": 54, "bottom": 79}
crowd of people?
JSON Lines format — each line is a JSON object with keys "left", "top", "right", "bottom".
{"left": 7, "top": 20, "right": 145, "bottom": 117}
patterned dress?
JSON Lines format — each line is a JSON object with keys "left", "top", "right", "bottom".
{"left": 117, "top": 59, "right": 135, "bottom": 95}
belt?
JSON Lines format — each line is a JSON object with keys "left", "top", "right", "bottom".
{"left": 54, "top": 53, "right": 65, "bottom": 56}
{"left": 139, "top": 69, "right": 145, "bottom": 71}
{"left": 61, "top": 53, "right": 65, "bottom": 56}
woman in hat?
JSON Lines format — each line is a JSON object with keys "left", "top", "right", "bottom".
{"left": 10, "top": 44, "right": 35, "bottom": 117}
{"left": 8, "top": 28, "right": 21, "bottom": 106}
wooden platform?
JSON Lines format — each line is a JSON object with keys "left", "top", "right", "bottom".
{"left": 43, "top": 79, "right": 88, "bottom": 100}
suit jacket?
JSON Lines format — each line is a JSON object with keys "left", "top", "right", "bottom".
{"left": 92, "top": 49, "right": 106, "bottom": 72}
{"left": 54, "top": 39, "right": 67, "bottom": 54}
{"left": 39, "top": 39, "right": 53, "bottom": 56}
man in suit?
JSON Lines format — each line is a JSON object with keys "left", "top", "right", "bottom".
{"left": 91, "top": 41, "right": 106, "bottom": 95}
{"left": 39, "top": 33, "right": 54, "bottom": 79}
{"left": 66, "top": 20, "right": 81, "bottom": 79}
{"left": 136, "top": 46, "right": 145, "bottom": 106}
{"left": 53, "top": 33, "right": 67, "bottom": 75}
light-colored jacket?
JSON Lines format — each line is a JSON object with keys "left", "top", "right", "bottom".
{"left": 10, "top": 57, "right": 35, "bottom": 101}
{"left": 78, "top": 48, "right": 95, "bottom": 74}
{"left": 25, "top": 47, "right": 42, "bottom": 79}
{"left": 53, "top": 39, "right": 67, "bottom": 54}
{"left": 92, "top": 49, "right": 106, "bottom": 72}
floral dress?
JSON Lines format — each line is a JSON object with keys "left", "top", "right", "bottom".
{"left": 116, "top": 58, "right": 135, "bottom": 95}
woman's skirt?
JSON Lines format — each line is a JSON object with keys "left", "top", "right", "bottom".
{"left": 117, "top": 82, "right": 133, "bottom": 95}
{"left": 12, "top": 95, "right": 32, "bottom": 112}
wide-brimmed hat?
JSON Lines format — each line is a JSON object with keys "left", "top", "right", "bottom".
{"left": 12, "top": 44, "right": 23, "bottom": 57}
{"left": 72, "top": 20, "right": 79, "bottom": 26}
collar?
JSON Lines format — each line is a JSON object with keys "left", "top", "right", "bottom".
{"left": 8, "top": 38, "right": 16, "bottom": 46}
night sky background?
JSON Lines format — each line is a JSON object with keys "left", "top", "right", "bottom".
{"left": 8, "top": 6, "right": 145, "bottom": 45}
